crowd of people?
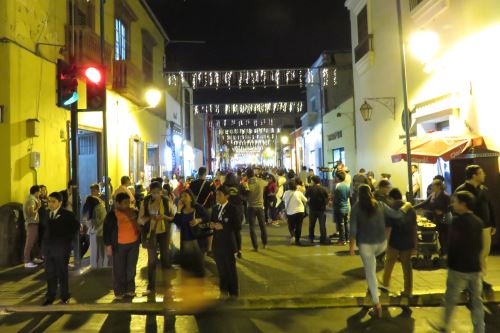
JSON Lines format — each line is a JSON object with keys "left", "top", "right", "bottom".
{"left": 19, "top": 162, "right": 496, "bottom": 332}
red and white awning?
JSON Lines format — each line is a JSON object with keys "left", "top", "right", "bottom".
{"left": 391, "top": 132, "right": 485, "bottom": 164}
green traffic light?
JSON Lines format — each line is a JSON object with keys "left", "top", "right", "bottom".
{"left": 63, "top": 92, "right": 79, "bottom": 106}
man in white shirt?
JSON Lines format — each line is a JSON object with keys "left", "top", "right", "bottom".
{"left": 411, "top": 165, "right": 421, "bottom": 199}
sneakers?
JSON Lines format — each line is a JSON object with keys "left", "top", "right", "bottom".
{"left": 289, "top": 237, "right": 295, "bottom": 245}
{"left": 24, "top": 262, "right": 38, "bottom": 268}
{"left": 33, "top": 258, "right": 44, "bottom": 264}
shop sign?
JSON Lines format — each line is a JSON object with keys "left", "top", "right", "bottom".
{"left": 327, "top": 130, "right": 342, "bottom": 141}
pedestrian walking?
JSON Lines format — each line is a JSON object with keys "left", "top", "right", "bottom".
{"left": 210, "top": 186, "right": 240, "bottom": 298}
{"left": 350, "top": 169, "right": 369, "bottom": 206}
{"left": 429, "top": 191, "right": 484, "bottom": 333}
{"left": 139, "top": 181, "right": 175, "bottom": 295}
{"left": 82, "top": 183, "right": 108, "bottom": 268}
{"left": 415, "top": 179, "right": 451, "bottom": 256}
{"left": 455, "top": 165, "right": 496, "bottom": 291}
{"left": 23, "top": 185, "right": 43, "bottom": 268}
{"left": 103, "top": 192, "right": 140, "bottom": 300}
{"left": 172, "top": 190, "right": 209, "bottom": 278}
{"left": 264, "top": 174, "right": 279, "bottom": 226}
{"left": 298, "top": 166, "right": 309, "bottom": 187}
{"left": 190, "top": 167, "right": 216, "bottom": 255}
{"left": 306, "top": 175, "right": 330, "bottom": 244}
{"left": 42, "top": 192, "right": 79, "bottom": 305}
{"left": 349, "top": 185, "right": 411, "bottom": 318}
{"left": 223, "top": 173, "right": 245, "bottom": 258}
{"left": 411, "top": 164, "right": 422, "bottom": 199}
{"left": 283, "top": 180, "right": 308, "bottom": 245}
{"left": 333, "top": 171, "right": 350, "bottom": 244}
{"left": 380, "top": 188, "right": 417, "bottom": 297}
{"left": 245, "top": 168, "right": 269, "bottom": 251}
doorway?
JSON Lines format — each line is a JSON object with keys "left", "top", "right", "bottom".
{"left": 78, "top": 130, "right": 101, "bottom": 199}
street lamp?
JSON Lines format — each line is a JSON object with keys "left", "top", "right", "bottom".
{"left": 410, "top": 30, "right": 440, "bottom": 64}
{"left": 145, "top": 89, "right": 161, "bottom": 108}
{"left": 280, "top": 135, "right": 289, "bottom": 145}
{"left": 359, "top": 101, "right": 373, "bottom": 121}
{"left": 359, "top": 98, "right": 395, "bottom": 121}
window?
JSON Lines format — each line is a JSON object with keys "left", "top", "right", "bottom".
{"left": 354, "top": 6, "right": 372, "bottom": 62}
{"left": 69, "top": 0, "right": 95, "bottom": 28}
{"left": 115, "top": 18, "right": 127, "bottom": 60}
{"left": 142, "top": 30, "right": 157, "bottom": 83}
{"left": 332, "top": 147, "right": 345, "bottom": 165}
{"left": 184, "top": 90, "right": 192, "bottom": 141}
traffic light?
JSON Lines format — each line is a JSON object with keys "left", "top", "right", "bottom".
{"left": 57, "top": 59, "right": 78, "bottom": 109}
{"left": 85, "top": 66, "right": 106, "bottom": 111}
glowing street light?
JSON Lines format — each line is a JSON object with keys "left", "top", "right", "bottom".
{"left": 280, "top": 135, "right": 289, "bottom": 145}
{"left": 145, "top": 89, "right": 162, "bottom": 108}
{"left": 410, "top": 30, "right": 440, "bottom": 64}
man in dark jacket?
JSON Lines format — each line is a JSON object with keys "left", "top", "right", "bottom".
{"left": 306, "top": 176, "right": 330, "bottom": 244}
{"left": 103, "top": 192, "right": 140, "bottom": 299}
{"left": 210, "top": 186, "right": 240, "bottom": 298}
{"left": 42, "top": 192, "right": 79, "bottom": 305}
{"left": 381, "top": 188, "right": 417, "bottom": 297}
{"left": 455, "top": 165, "right": 496, "bottom": 290}
{"left": 430, "top": 191, "right": 484, "bottom": 333}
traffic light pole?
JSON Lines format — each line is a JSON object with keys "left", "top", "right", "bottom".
{"left": 70, "top": 102, "right": 81, "bottom": 268}
{"left": 100, "top": 0, "right": 110, "bottom": 210}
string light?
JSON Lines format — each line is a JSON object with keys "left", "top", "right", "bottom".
{"left": 214, "top": 118, "right": 278, "bottom": 128}
{"left": 165, "top": 67, "right": 336, "bottom": 90}
{"left": 193, "top": 101, "right": 304, "bottom": 115}
{"left": 219, "top": 128, "right": 281, "bottom": 135}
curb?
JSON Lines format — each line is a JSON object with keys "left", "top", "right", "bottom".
{"left": 1, "top": 290, "right": 499, "bottom": 315}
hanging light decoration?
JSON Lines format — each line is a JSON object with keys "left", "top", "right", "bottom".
{"left": 165, "top": 67, "right": 337, "bottom": 90}
{"left": 214, "top": 118, "right": 278, "bottom": 128}
{"left": 193, "top": 101, "right": 304, "bottom": 115}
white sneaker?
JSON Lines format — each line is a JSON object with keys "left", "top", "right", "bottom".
{"left": 24, "top": 262, "right": 38, "bottom": 268}
{"left": 33, "top": 258, "right": 44, "bottom": 264}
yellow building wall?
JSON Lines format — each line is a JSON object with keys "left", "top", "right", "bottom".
{"left": 0, "top": 0, "right": 167, "bottom": 204}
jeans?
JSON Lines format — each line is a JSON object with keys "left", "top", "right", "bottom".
{"left": 437, "top": 223, "right": 449, "bottom": 256}
{"left": 382, "top": 246, "right": 413, "bottom": 295}
{"left": 358, "top": 241, "right": 387, "bottom": 304}
{"left": 287, "top": 213, "right": 304, "bottom": 243}
{"left": 481, "top": 227, "right": 492, "bottom": 276}
{"left": 89, "top": 234, "right": 108, "bottom": 268}
{"left": 334, "top": 211, "right": 349, "bottom": 241}
{"left": 308, "top": 210, "right": 327, "bottom": 241}
{"left": 147, "top": 231, "right": 171, "bottom": 291}
{"left": 247, "top": 207, "right": 268, "bottom": 250}
{"left": 444, "top": 269, "right": 484, "bottom": 333}
{"left": 112, "top": 241, "right": 139, "bottom": 296}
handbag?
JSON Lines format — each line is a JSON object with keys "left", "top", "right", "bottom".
{"left": 189, "top": 210, "right": 213, "bottom": 239}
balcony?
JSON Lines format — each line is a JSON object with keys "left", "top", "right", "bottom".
{"left": 64, "top": 25, "right": 113, "bottom": 83}
{"left": 113, "top": 60, "right": 145, "bottom": 106}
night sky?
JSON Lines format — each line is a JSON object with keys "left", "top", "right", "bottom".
{"left": 147, "top": 0, "right": 351, "bottom": 105}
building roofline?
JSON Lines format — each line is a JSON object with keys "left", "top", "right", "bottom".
{"left": 140, "top": 0, "right": 169, "bottom": 41}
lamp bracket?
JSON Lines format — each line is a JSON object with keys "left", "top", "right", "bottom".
{"left": 364, "top": 97, "right": 395, "bottom": 120}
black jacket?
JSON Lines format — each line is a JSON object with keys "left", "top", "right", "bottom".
{"left": 103, "top": 208, "right": 139, "bottom": 250}
{"left": 210, "top": 202, "right": 239, "bottom": 254}
{"left": 306, "top": 185, "right": 329, "bottom": 211}
{"left": 42, "top": 208, "right": 79, "bottom": 254}
{"left": 455, "top": 182, "right": 495, "bottom": 228}
{"left": 448, "top": 212, "right": 483, "bottom": 272}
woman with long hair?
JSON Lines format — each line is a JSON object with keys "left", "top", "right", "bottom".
{"left": 349, "top": 184, "right": 411, "bottom": 318}
{"left": 265, "top": 174, "right": 280, "bottom": 227}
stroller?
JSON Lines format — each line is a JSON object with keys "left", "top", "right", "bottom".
{"left": 412, "top": 217, "right": 441, "bottom": 269}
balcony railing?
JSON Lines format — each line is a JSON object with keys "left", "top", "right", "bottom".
{"left": 65, "top": 25, "right": 113, "bottom": 83}
{"left": 354, "top": 34, "right": 373, "bottom": 63}
{"left": 113, "top": 60, "right": 145, "bottom": 106}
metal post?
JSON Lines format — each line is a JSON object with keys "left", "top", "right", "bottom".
{"left": 396, "top": 0, "right": 414, "bottom": 203}
{"left": 203, "top": 113, "right": 207, "bottom": 166}
{"left": 70, "top": 103, "right": 81, "bottom": 268}
{"left": 100, "top": 0, "right": 110, "bottom": 209}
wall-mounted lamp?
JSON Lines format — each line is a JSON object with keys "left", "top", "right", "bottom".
{"left": 359, "top": 97, "right": 395, "bottom": 121}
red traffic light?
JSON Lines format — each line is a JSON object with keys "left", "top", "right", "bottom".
{"left": 85, "top": 67, "right": 102, "bottom": 84}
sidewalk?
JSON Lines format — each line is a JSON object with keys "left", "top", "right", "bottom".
{"left": 1, "top": 215, "right": 500, "bottom": 313}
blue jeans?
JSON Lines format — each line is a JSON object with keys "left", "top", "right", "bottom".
{"left": 444, "top": 269, "right": 484, "bottom": 333}
{"left": 358, "top": 241, "right": 387, "bottom": 305}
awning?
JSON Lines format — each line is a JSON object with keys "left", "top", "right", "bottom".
{"left": 391, "top": 133, "right": 485, "bottom": 164}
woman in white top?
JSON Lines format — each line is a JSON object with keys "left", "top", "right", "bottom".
{"left": 282, "top": 180, "right": 308, "bottom": 245}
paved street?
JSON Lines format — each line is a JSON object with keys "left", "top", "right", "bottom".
{"left": 1, "top": 215, "right": 500, "bottom": 332}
